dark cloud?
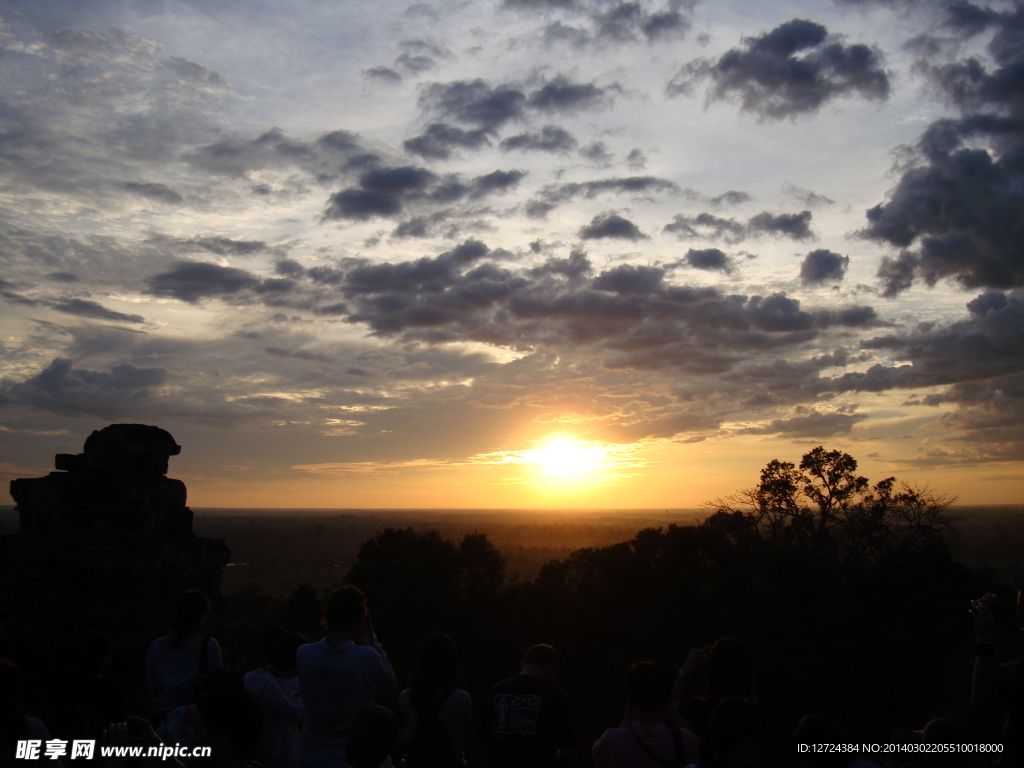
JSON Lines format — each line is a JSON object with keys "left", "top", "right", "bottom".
{"left": 403, "top": 123, "right": 491, "bottom": 160}
{"left": 396, "top": 53, "right": 438, "bottom": 75}
{"left": 833, "top": 292, "right": 1024, "bottom": 394}
{"left": 664, "top": 213, "right": 745, "bottom": 241}
{"left": 683, "top": 247, "right": 733, "bottom": 273}
{"left": 800, "top": 248, "right": 849, "bottom": 285}
{"left": 669, "top": 18, "right": 890, "bottom": 119}
{"left": 3, "top": 358, "right": 169, "bottom": 418}
{"left": 322, "top": 166, "right": 435, "bottom": 220}
{"left": 365, "top": 66, "right": 403, "bottom": 83}
{"left": 49, "top": 298, "right": 145, "bottom": 324}
{"left": 46, "top": 272, "right": 81, "bottom": 283}
{"left": 500, "top": 126, "right": 578, "bottom": 153}
{"left": 665, "top": 210, "right": 813, "bottom": 243}
{"left": 742, "top": 406, "right": 867, "bottom": 437}
{"left": 393, "top": 212, "right": 455, "bottom": 239}
{"left": 746, "top": 292, "right": 814, "bottom": 332}
{"left": 275, "top": 259, "right": 305, "bottom": 277}
{"left": 185, "top": 127, "right": 372, "bottom": 182}
{"left": 578, "top": 213, "right": 646, "bottom": 240}
{"left": 747, "top": 210, "right": 814, "bottom": 239}
{"left": 528, "top": 76, "right": 614, "bottom": 112}
{"left": 123, "top": 182, "right": 184, "bottom": 204}
{"left": 146, "top": 261, "right": 261, "bottom": 303}
{"left": 419, "top": 80, "right": 527, "bottom": 131}
{"left": 864, "top": 121, "right": 1024, "bottom": 292}
{"left": 592, "top": 264, "right": 665, "bottom": 294}
{"left": 473, "top": 169, "right": 527, "bottom": 195}
{"left": 708, "top": 191, "right": 751, "bottom": 207}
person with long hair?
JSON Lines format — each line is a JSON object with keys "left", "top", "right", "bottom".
{"left": 399, "top": 634, "right": 471, "bottom": 767}
{"left": 146, "top": 590, "right": 223, "bottom": 725}
{"left": 593, "top": 661, "right": 698, "bottom": 768}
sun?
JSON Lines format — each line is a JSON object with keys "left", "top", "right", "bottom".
{"left": 522, "top": 438, "right": 613, "bottom": 482}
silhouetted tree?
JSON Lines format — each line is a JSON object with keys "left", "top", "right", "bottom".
{"left": 708, "top": 446, "right": 957, "bottom": 563}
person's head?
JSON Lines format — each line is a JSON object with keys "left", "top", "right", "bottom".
{"left": 264, "top": 631, "right": 306, "bottom": 677}
{"left": 412, "top": 633, "right": 459, "bottom": 694}
{"left": 195, "top": 685, "right": 263, "bottom": 765}
{"left": 173, "top": 590, "right": 211, "bottom": 646}
{"left": 521, "top": 644, "right": 558, "bottom": 679}
{"left": 625, "top": 661, "right": 674, "bottom": 715}
{"left": 706, "top": 637, "right": 754, "bottom": 702}
{"left": 344, "top": 704, "right": 400, "bottom": 768}
{"left": 323, "top": 585, "right": 366, "bottom": 633}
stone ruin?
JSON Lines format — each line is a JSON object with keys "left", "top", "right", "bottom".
{"left": 1, "top": 425, "right": 231, "bottom": 659}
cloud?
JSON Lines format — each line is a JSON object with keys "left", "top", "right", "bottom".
{"left": 523, "top": 1, "right": 694, "bottom": 46}
{"left": 2, "top": 358, "right": 169, "bottom": 418}
{"left": 682, "top": 247, "right": 733, "bottom": 273}
{"left": 322, "top": 165, "right": 435, "bottom": 220}
{"left": 800, "top": 249, "right": 849, "bottom": 285}
{"left": 579, "top": 140, "right": 614, "bottom": 166}
{"left": 419, "top": 79, "right": 528, "bottom": 131}
{"left": 403, "top": 123, "right": 491, "bottom": 160}
{"left": 123, "top": 182, "right": 184, "bottom": 204}
{"left": 833, "top": 292, "right": 1024, "bottom": 395}
{"left": 527, "top": 76, "right": 613, "bottom": 112}
{"left": 500, "top": 126, "right": 579, "bottom": 153}
{"left": 741, "top": 405, "right": 867, "bottom": 437}
{"left": 146, "top": 261, "right": 263, "bottom": 303}
{"left": 669, "top": 18, "right": 890, "bottom": 119}
{"left": 626, "top": 148, "right": 647, "bottom": 170}
{"left": 365, "top": 66, "right": 403, "bottom": 83}
{"left": 784, "top": 183, "right": 834, "bottom": 207}
{"left": 49, "top": 298, "right": 146, "bottom": 324}
{"left": 747, "top": 210, "right": 814, "bottom": 239}
{"left": 664, "top": 210, "right": 813, "bottom": 243}
{"left": 578, "top": 213, "right": 646, "bottom": 240}
{"left": 527, "top": 175, "right": 679, "bottom": 217}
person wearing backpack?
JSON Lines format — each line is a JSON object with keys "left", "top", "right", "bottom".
{"left": 399, "top": 634, "right": 471, "bottom": 768}
{"left": 593, "top": 662, "right": 698, "bottom": 768}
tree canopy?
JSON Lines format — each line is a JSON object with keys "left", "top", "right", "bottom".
{"left": 707, "top": 446, "right": 958, "bottom": 564}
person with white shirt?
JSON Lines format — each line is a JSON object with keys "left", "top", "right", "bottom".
{"left": 296, "top": 586, "right": 394, "bottom": 768}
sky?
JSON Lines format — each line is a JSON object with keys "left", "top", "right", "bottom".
{"left": 1, "top": 0, "right": 1022, "bottom": 509}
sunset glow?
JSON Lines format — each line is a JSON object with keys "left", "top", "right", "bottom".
{"left": 524, "top": 439, "right": 619, "bottom": 483}
{"left": 2, "top": 0, "right": 1024, "bottom": 508}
